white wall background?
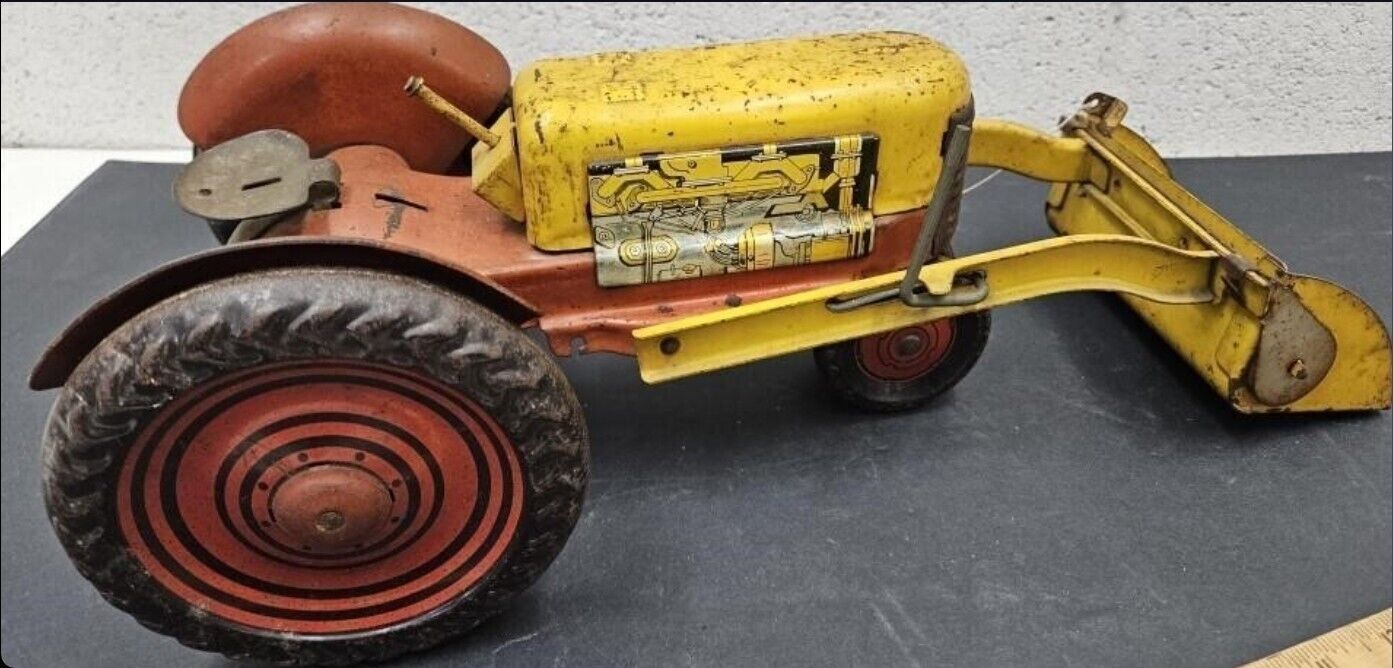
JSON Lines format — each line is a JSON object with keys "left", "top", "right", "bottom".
{"left": 2, "top": 2, "right": 1391, "bottom": 157}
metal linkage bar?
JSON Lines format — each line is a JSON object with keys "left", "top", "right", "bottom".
{"left": 635, "top": 234, "right": 1221, "bottom": 383}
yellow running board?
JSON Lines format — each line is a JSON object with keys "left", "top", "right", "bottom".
{"left": 634, "top": 94, "right": 1391, "bottom": 413}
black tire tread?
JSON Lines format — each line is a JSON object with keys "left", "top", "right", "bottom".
{"left": 41, "top": 267, "right": 589, "bottom": 665}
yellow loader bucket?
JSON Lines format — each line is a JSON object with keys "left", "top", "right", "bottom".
{"left": 634, "top": 94, "right": 1391, "bottom": 414}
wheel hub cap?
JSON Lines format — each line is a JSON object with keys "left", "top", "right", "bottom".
{"left": 855, "top": 320, "right": 957, "bottom": 381}
{"left": 269, "top": 465, "right": 393, "bottom": 554}
{"left": 891, "top": 331, "right": 927, "bottom": 360}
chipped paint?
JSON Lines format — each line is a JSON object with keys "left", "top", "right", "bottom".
{"left": 510, "top": 32, "right": 973, "bottom": 250}
{"left": 1045, "top": 102, "right": 1391, "bottom": 413}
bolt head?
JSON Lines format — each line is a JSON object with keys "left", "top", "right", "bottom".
{"left": 892, "top": 332, "right": 927, "bottom": 359}
{"left": 1287, "top": 359, "right": 1308, "bottom": 380}
{"left": 315, "top": 510, "right": 346, "bottom": 533}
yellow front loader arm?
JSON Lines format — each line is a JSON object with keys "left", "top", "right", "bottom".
{"left": 634, "top": 94, "right": 1391, "bottom": 413}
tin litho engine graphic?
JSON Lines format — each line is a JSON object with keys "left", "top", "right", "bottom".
{"left": 587, "top": 134, "right": 879, "bottom": 287}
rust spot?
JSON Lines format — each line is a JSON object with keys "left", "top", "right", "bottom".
{"left": 381, "top": 206, "right": 403, "bottom": 239}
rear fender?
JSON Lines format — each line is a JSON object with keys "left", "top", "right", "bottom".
{"left": 29, "top": 237, "right": 538, "bottom": 390}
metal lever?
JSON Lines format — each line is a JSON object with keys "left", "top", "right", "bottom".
{"left": 827, "top": 122, "right": 984, "bottom": 313}
{"left": 404, "top": 76, "right": 500, "bottom": 148}
{"left": 899, "top": 122, "right": 979, "bottom": 307}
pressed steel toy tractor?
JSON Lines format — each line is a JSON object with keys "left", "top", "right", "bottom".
{"left": 31, "top": 3, "right": 1391, "bottom": 664}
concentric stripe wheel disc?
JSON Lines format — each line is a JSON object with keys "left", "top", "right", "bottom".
{"left": 854, "top": 319, "right": 956, "bottom": 382}
{"left": 116, "top": 360, "right": 524, "bottom": 635}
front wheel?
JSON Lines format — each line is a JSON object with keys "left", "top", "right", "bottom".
{"left": 814, "top": 311, "right": 991, "bottom": 412}
{"left": 41, "top": 268, "right": 588, "bottom": 664}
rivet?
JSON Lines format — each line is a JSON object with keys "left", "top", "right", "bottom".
{"left": 1287, "top": 359, "right": 1308, "bottom": 380}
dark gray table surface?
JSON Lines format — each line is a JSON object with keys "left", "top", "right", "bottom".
{"left": 3, "top": 154, "right": 1390, "bottom": 667}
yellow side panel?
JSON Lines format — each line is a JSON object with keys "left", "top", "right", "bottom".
{"left": 1046, "top": 183, "right": 1264, "bottom": 404}
{"left": 1278, "top": 275, "right": 1392, "bottom": 412}
{"left": 513, "top": 32, "right": 973, "bottom": 250}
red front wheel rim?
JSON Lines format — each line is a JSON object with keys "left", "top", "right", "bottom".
{"left": 854, "top": 320, "right": 956, "bottom": 381}
{"left": 116, "top": 360, "right": 525, "bottom": 635}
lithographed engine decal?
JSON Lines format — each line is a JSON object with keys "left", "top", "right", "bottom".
{"left": 587, "top": 134, "right": 879, "bottom": 287}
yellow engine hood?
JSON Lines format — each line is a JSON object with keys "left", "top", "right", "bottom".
{"left": 511, "top": 31, "right": 973, "bottom": 250}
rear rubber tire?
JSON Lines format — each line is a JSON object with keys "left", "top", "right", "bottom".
{"left": 814, "top": 311, "right": 991, "bottom": 412}
{"left": 41, "top": 267, "right": 588, "bottom": 665}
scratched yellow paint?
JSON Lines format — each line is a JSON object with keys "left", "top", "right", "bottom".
{"left": 510, "top": 32, "right": 972, "bottom": 250}
{"left": 1047, "top": 117, "right": 1390, "bottom": 412}
{"left": 968, "top": 119, "right": 1090, "bottom": 183}
{"left": 633, "top": 234, "right": 1222, "bottom": 383}
{"left": 631, "top": 96, "right": 1392, "bottom": 412}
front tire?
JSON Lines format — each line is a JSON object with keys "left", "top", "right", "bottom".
{"left": 42, "top": 268, "right": 588, "bottom": 664}
{"left": 814, "top": 311, "right": 991, "bottom": 412}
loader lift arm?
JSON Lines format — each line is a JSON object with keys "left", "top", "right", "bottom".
{"left": 634, "top": 94, "right": 1392, "bottom": 413}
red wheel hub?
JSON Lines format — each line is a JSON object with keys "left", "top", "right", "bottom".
{"left": 116, "top": 360, "right": 525, "bottom": 635}
{"left": 855, "top": 320, "right": 956, "bottom": 381}
{"left": 269, "top": 464, "right": 394, "bottom": 554}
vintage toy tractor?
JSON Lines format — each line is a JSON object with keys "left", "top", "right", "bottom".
{"left": 30, "top": 3, "right": 1390, "bottom": 664}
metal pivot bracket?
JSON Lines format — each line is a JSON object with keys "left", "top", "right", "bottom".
{"left": 899, "top": 121, "right": 985, "bottom": 308}
{"left": 830, "top": 120, "right": 985, "bottom": 313}
{"left": 826, "top": 270, "right": 987, "bottom": 313}
{"left": 175, "top": 129, "right": 341, "bottom": 243}
{"left": 1248, "top": 286, "right": 1337, "bottom": 406}
{"left": 1062, "top": 92, "right": 1129, "bottom": 136}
